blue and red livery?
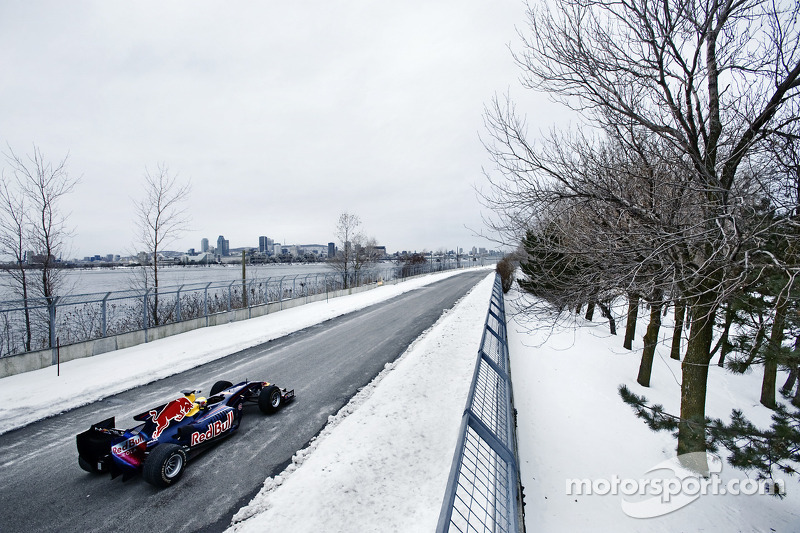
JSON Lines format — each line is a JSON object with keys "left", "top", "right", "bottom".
{"left": 76, "top": 380, "right": 294, "bottom": 487}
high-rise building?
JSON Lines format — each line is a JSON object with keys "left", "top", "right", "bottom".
{"left": 259, "top": 236, "right": 274, "bottom": 254}
{"left": 201, "top": 238, "right": 209, "bottom": 253}
{"left": 217, "top": 235, "right": 230, "bottom": 257}
{"left": 328, "top": 242, "right": 336, "bottom": 258}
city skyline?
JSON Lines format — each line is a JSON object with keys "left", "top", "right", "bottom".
{"left": 78, "top": 232, "right": 494, "bottom": 263}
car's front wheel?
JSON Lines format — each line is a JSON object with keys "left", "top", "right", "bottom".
{"left": 258, "top": 385, "right": 282, "bottom": 414}
{"left": 142, "top": 444, "right": 186, "bottom": 487}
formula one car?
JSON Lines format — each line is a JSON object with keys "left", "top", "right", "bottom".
{"left": 76, "top": 380, "right": 294, "bottom": 487}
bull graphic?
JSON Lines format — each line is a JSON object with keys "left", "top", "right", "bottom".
{"left": 149, "top": 397, "right": 194, "bottom": 439}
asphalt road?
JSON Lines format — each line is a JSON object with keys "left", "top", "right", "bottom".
{"left": 0, "top": 270, "right": 488, "bottom": 533}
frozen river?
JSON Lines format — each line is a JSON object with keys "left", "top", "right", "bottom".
{"left": 0, "top": 262, "right": 402, "bottom": 300}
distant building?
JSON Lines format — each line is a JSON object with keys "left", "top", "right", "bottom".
{"left": 217, "top": 235, "right": 230, "bottom": 257}
{"left": 181, "top": 252, "right": 212, "bottom": 264}
{"left": 297, "top": 244, "right": 327, "bottom": 257}
{"left": 328, "top": 242, "right": 336, "bottom": 258}
{"left": 259, "top": 236, "right": 274, "bottom": 254}
{"left": 201, "top": 238, "right": 209, "bottom": 253}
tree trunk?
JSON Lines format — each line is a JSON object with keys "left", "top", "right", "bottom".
{"left": 637, "top": 299, "right": 663, "bottom": 387}
{"left": 597, "top": 301, "right": 616, "bottom": 335}
{"left": 783, "top": 365, "right": 797, "bottom": 396}
{"left": 780, "top": 337, "right": 799, "bottom": 395}
{"left": 21, "top": 269, "right": 31, "bottom": 352}
{"left": 713, "top": 304, "right": 735, "bottom": 368}
{"left": 153, "top": 250, "right": 160, "bottom": 326}
{"left": 794, "top": 381, "right": 800, "bottom": 409}
{"left": 761, "top": 293, "right": 788, "bottom": 410}
{"left": 624, "top": 293, "right": 639, "bottom": 350}
{"left": 677, "top": 293, "right": 717, "bottom": 469}
{"left": 670, "top": 299, "right": 685, "bottom": 360}
{"left": 742, "top": 322, "right": 767, "bottom": 370}
{"left": 585, "top": 299, "right": 596, "bottom": 321}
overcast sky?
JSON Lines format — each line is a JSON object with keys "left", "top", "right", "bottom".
{"left": 0, "top": 1, "right": 557, "bottom": 258}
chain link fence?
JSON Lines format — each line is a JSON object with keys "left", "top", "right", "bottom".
{"left": 0, "top": 260, "right": 482, "bottom": 358}
{"left": 437, "top": 273, "right": 525, "bottom": 533}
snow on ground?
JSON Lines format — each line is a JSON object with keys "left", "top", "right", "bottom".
{"left": 0, "top": 268, "right": 490, "bottom": 435}
{"left": 227, "top": 272, "right": 496, "bottom": 533}
{"left": 507, "top": 288, "right": 800, "bottom": 532}
{"left": 10, "top": 264, "right": 793, "bottom": 532}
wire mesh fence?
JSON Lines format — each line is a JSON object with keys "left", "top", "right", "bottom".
{"left": 0, "top": 260, "right": 482, "bottom": 359}
{"left": 437, "top": 273, "right": 524, "bottom": 533}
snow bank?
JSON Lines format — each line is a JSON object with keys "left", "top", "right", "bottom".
{"left": 0, "top": 268, "right": 488, "bottom": 435}
{"left": 507, "top": 289, "right": 800, "bottom": 532}
{"left": 227, "top": 273, "right": 497, "bottom": 533}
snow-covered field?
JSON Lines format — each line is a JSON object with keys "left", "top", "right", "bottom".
{"left": 507, "top": 287, "right": 800, "bottom": 532}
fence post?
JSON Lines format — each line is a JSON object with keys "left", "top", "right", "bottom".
{"left": 203, "top": 282, "right": 211, "bottom": 326}
{"left": 101, "top": 292, "right": 111, "bottom": 337}
{"left": 176, "top": 285, "right": 184, "bottom": 322}
{"left": 49, "top": 297, "right": 60, "bottom": 365}
{"left": 143, "top": 289, "right": 150, "bottom": 343}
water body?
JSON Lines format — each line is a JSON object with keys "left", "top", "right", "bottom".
{"left": 0, "top": 262, "right": 401, "bottom": 300}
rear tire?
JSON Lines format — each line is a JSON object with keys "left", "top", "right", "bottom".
{"left": 142, "top": 444, "right": 186, "bottom": 487}
{"left": 78, "top": 456, "right": 100, "bottom": 474}
{"left": 258, "top": 385, "right": 282, "bottom": 414}
{"left": 210, "top": 380, "right": 233, "bottom": 396}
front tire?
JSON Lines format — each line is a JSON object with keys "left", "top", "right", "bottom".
{"left": 258, "top": 385, "right": 282, "bottom": 414}
{"left": 142, "top": 444, "right": 186, "bottom": 487}
{"left": 210, "top": 380, "right": 233, "bottom": 396}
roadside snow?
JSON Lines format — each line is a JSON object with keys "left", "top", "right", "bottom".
{"left": 507, "top": 288, "right": 800, "bottom": 532}
{"left": 227, "top": 272, "right": 496, "bottom": 533}
{"left": 0, "top": 268, "right": 489, "bottom": 435}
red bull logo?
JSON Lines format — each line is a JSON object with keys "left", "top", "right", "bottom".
{"left": 149, "top": 397, "right": 194, "bottom": 439}
{"left": 190, "top": 411, "right": 234, "bottom": 446}
{"left": 111, "top": 434, "right": 146, "bottom": 467}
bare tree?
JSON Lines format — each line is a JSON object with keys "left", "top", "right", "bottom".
{"left": 327, "top": 213, "right": 382, "bottom": 289}
{"left": 0, "top": 177, "right": 32, "bottom": 351}
{"left": 5, "top": 145, "right": 78, "bottom": 349}
{"left": 485, "top": 0, "right": 800, "bottom": 464}
{"left": 329, "top": 212, "right": 359, "bottom": 289}
{"left": 134, "top": 164, "right": 190, "bottom": 326}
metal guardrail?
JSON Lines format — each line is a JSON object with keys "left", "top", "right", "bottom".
{"left": 0, "top": 260, "right": 484, "bottom": 358}
{"left": 437, "top": 273, "right": 524, "bottom": 533}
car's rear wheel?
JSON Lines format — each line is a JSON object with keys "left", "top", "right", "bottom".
{"left": 210, "top": 380, "right": 233, "bottom": 396}
{"left": 142, "top": 444, "right": 186, "bottom": 487}
{"left": 78, "top": 456, "right": 101, "bottom": 474}
{"left": 258, "top": 385, "right": 282, "bottom": 414}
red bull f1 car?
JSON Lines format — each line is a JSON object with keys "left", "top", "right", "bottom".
{"left": 76, "top": 380, "right": 294, "bottom": 487}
